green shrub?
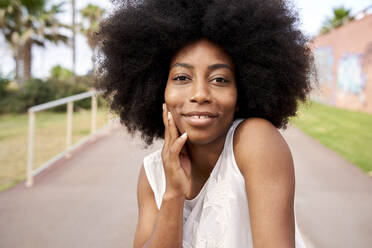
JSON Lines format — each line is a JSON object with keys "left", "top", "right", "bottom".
{"left": 0, "top": 78, "right": 57, "bottom": 113}
{"left": 0, "top": 92, "right": 26, "bottom": 113}
{"left": 20, "top": 78, "right": 56, "bottom": 107}
{"left": 0, "top": 76, "right": 96, "bottom": 114}
{"left": 76, "top": 74, "right": 96, "bottom": 88}
{"left": 49, "top": 79, "right": 90, "bottom": 111}
{"left": 0, "top": 76, "right": 9, "bottom": 99}
{"left": 0, "top": 76, "right": 25, "bottom": 114}
{"left": 49, "top": 65, "right": 73, "bottom": 82}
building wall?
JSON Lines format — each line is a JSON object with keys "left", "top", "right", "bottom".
{"left": 311, "top": 14, "right": 372, "bottom": 113}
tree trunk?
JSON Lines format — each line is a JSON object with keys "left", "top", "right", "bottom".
{"left": 14, "top": 54, "right": 20, "bottom": 84}
{"left": 22, "top": 39, "right": 32, "bottom": 82}
{"left": 91, "top": 46, "right": 97, "bottom": 77}
{"left": 13, "top": 45, "right": 25, "bottom": 86}
{"left": 72, "top": 0, "right": 76, "bottom": 83}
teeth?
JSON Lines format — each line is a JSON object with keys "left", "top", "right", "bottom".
{"left": 190, "top": 115, "right": 210, "bottom": 119}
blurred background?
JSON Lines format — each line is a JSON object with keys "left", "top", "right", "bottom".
{"left": 0, "top": 0, "right": 111, "bottom": 191}
{"left": 0, "top": 0, "right": 371, "bottom": 247}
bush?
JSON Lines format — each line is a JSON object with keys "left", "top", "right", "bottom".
{"left": 49, "top": 65, "right": 73, "bottom": 82}
{"left": 0, "top": 75, "right": 9, "bottom": 99}
{"left": 0, "top": 93, "right": 27, "bottom": 113}
{"left": 20, "top": 78, "right": 57, "bottom": 107}
{"left": 0, "top": 75, "right": 25, "bottom": 114}
{"left": 0, "top": 77, "right": 93, "bottom": 114}
{"left": 76, "top": 74, "right": 96, "bottom": 88}
{"left": 48, "top": 79, "right": 91, "bottom": 111}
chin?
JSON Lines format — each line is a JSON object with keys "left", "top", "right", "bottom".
{"left": 176, "top": 120, "right": 225, "bottom": 145}
{"left": 185, "top": 129, "right": 219, "bottom": 146}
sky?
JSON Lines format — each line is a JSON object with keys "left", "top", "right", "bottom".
{"left": 0, "top": 0, "right": 371, "bottom": 78}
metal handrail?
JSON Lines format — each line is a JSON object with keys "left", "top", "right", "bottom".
{"left": 29, "top": 91, "right": 95, "bottom": 112}
{"left": 26, "top": 90, "right": 103, "bottom": 187}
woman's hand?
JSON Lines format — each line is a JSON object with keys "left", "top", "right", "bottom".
{"left": 161, "top": 103, "right": 192, "bottom": 199}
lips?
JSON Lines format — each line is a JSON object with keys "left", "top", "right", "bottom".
{"left": 183, "top": 111, "right": 217, "bottom": 117}
{"left": 182, "top": 111, "right": 218, "bottom": 127}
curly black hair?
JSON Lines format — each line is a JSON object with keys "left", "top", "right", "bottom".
{"left": 97, "top": 0, "right": 314, "bottom": 145}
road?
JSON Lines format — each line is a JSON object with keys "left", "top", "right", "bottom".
{"left": 283, "top": 125, "right": 372, "bottom": 248}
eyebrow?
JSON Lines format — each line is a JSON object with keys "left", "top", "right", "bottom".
{"left": 171, "top": 63, "right": 233, "bottom": 72}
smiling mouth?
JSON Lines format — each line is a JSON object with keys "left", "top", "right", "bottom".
{"left": 186, "top": 115, "right": 213, "bottom": 119}
{"left": 181, "top": 112, "right": 218, "bottom": 127}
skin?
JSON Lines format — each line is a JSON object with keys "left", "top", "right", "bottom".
{"left": 133, "top": 39, "right": 296, "bottom": 248}
{"left": 164, "top": 38, "right": 238, "bottom": 199}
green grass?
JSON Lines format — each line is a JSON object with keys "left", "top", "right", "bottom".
{"left": 290, "top": 101, "right": 372, "bottom": 174}
{"left": 0, "top": 107, "right": 111, "bottom": 191}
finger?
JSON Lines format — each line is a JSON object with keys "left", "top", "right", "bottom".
{"left": 167, "top": 110, "right": 179, "bottom": 143}
{"left": 169, "top": 132, "right": 188, "bottom": 160}
{"left": 162, "top": 103, "right": 170, "bottom": 147}
{"left": 180, "top": 144, "right": 188, "bottom": 156}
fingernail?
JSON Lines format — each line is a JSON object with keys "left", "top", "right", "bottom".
{"left": 181, "top": 132, "right": 187, "bottom": 139}
{"left": 168, "top": 111, "right": 171, "bottom": 120}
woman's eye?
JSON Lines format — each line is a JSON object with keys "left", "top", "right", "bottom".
{"left": 173, "top": 75, "right": 188, "bottom": 81}
{"left": 213, "top": 77, "right": 229, "bottom": 83}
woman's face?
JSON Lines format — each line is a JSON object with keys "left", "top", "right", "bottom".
{"left": 164, "top": 38, "right": 238, "bottom": 145}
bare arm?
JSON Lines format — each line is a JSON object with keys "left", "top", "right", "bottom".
{"left": 133, "top": 104, "right": 191, "bottom": 248}
{"left": 133, "top": 165, "right": 185, "bottom": 248}
{"left": 234, "top": 118, "right": 296, "bottom": 248}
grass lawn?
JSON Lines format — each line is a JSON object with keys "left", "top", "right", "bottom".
{"left": 0, "top": 107, "right": 111, "bottom": 191}
{"left": 290, "top": 101, "right": 372, "bottom": 174}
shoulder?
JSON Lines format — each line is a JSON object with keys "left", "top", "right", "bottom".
{"left": 233, "top": 117, "right": 294, "bottom": 183}
{"left": 232, "top": 118, "right": 296, "bottom": 246}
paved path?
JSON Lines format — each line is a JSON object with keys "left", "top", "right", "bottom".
{"left": 282, "top": 126, "right": 372, "bottom": 248}
{"left": 0, "top": 127, "right": 162, "bottom": 248}
{"left": 0, "top": 125, "right": 371, "bottom": 247}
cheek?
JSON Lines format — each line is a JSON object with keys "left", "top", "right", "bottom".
{"left": 164, "top": 83, "right": 187, "bottom": 116}
{"left": 219, "top": 89, "right": 238, "bottom": 112}
{"left": 164, "top": 84, "right": 186, "bottom": 133}
{"left": 164, "top": 84, "right": 179, "bottom": 107}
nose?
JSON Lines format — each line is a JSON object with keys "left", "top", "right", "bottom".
{"left": 189, "top": 79, "right": 211, "bottom": 104}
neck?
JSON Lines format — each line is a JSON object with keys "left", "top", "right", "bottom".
{"left": 186, "top": 132, "right": 227, "bottom": 179}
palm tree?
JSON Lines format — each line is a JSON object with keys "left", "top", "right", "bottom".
{"left": 0, "top": 0, "right": 68, "bottom": 83}
{"left": 0, "top": 0, "right": 39, "bottom": 81}
{"left": 22, "top": 3, "right": 69, "bottom": 81}
{"left": 319, "top": 6, "right": 353, "bottom": 35}
{"left": 79, "top": 4, "right": 105, "bottom": 75}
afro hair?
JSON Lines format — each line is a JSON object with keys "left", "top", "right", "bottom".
{"left": 97, "top": 0, "right": 314, "bottom": 145}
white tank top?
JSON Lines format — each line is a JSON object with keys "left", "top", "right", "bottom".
{"left": 143, "top": 119, "right": 307, "bottom": 247}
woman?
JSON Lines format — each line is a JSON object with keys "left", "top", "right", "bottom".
{"left": 98, "top": 0, "right": 313, "bottom": 247}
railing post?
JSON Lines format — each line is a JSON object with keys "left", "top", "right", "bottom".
{"left": 66, "top": 101, "right": 73, "bottom": 157}
{"left": 26, "top": 110, "right": 35, "bottom": 187}
{"left": 23, "top": 91, "right": 104, "bottom": 187}
{"left": 91, "top": 94, "right": 97, "bottom": 135}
